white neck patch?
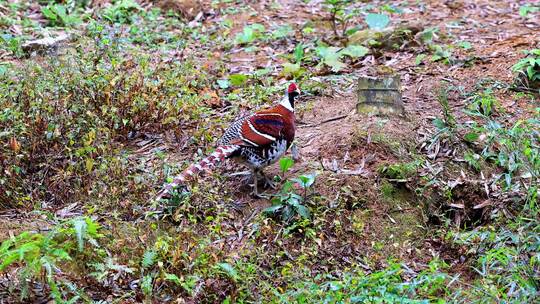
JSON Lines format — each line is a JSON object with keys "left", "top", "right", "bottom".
{"left": 279, "top": 95, "right": 294, "bottom": 112}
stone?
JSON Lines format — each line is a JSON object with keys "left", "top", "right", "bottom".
{"left": 22, "top": 33, "right": 70, "bottom": 56}
{"left": 348, "top": 23, "right": 423, "bottom": 50}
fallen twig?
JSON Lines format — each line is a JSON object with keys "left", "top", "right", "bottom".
{"left": 298, "top": 114, "right": 349, "bottom": 128}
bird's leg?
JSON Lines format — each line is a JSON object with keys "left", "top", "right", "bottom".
{"left": 250, "top": 168, "right": 270, "bottom": 199}
{"left": 259, "top": 170, "right": 277, "bottom": 189}
{"left": 250, "top": 168, "right": 260, "bottom": 198}
{"left": 291, "top": 143, "right": 301, "bottom": 161}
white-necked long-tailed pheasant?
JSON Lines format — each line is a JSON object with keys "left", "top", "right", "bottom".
{"left": 156, "top": 83, "right": 301, "bottom": 199}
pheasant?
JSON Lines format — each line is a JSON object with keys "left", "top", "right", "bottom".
{"left": 156, "top": 83, "right": 301, "bottom": 200}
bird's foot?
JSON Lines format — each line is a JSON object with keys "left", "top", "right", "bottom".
{"left": 261, "top": 175, "right": 277, "bottom": 189}
{"left": 250, "top": 190, "right": 270, "bottom": 199}
{"left": 250, "top": 178, "right": 270, "bottom": 199}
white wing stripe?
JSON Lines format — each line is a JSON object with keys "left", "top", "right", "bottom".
{"left": 247, "top": 120, "right": 276, "bottom": 141}
{"left": 240, "top": 133, "right": 259, "bottom": 147}
{"left": 255, "top": 113, "right": 283, "bottom": 117}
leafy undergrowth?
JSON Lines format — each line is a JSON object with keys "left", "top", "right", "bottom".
{"left": 1, "top": 0, "right": 539, "bottom": 303}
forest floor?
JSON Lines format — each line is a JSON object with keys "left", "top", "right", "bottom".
{"left": 0, "top": 0, "right": 539, "bottom": 303}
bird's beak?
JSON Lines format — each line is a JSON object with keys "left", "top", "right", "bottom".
{"left": 295, "top": 89, "right": 301, "bottom": 95}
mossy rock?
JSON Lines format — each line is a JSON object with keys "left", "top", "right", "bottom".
{"left": 348, "top": 23, "right": 423, "bottom": 50}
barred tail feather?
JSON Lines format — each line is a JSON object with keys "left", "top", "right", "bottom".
{"left": 155, "top": 145, "right": 239, "bottom": 200}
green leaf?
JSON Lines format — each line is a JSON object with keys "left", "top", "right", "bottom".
{"left": 142, "top": 249, "right": 157, "bottom": 269}
{"left": 251, "top": 23, "right": 265, "bottom": 32}
{"left": 504, "top": 173, "right": 512, "bottom": 188}
{"left": 341, "top": 45, "right": 369, "bottom": 58}
{"left": 217, "top": 79, "right": 230, "bottom": 89}
{"left": 295, "top": 205, "right": 311, "bottom": 219}
{"left": 430, "top": 45, "right": 452, "bottom": 62}
{"left": 526, "top": 65, "right": 535, "bottom": 80}
{"left": 294, "top": 43, "right": 304, "bottom": 63}
{"left": 272, "top": 25, "right": 293, "bottom": 39}
{"left": 433, "top": 118, "right": 446, "bottom": 130}
{"left": 519, "top": 5, "right": 540, "bottom": 17}
{"left": 419, "top": 28, "right": 437, "bottom": 44}
{"left": 85, "top": 158, "right": 94, "bottom": 173}
{"left": 458, "top": 41, "right": 472, "bottom": 49}
{"left": 141, "top": 275, "right": 153, "bottom": 296}
{"left": 282, "top": 205, "right": 294, "bottom": 222}
{"left": 263, "top": 205, "right": 283, "bottom": 215}
{"left": 253, "top": 68, "right": 271, "bottom": 77}
{"left": 164, "top": 273, "right": 182, "bottom": 285}
{"left": 279, "top": 157, "right": 294, "bottom": 173}
{"left": 235, "top": 27, "right": 255, "bottom": 44}
{"left": 415, "top": 54, "right": 426, "bottom": 65}
{"left": 293, "top": 174, "right": 317, "bottom": 189}
{"left": 316, "top": 46, "right": 346, "bottom": 72}
{"left": 235, "top": 24, "right": 265, "bottom": 44}
{"left": 365, "top": 13, "right": 390, "bottom": 30}
{"left": 217, "top": 262, "right": 239, "bottom": 281}
{"left": 50, "top": 248, "right": 71, "bottom": 261}
{"left": 464, "top": 132, "right": 480, "bottom": 142}
{"left": 302, "top": 26, "right": 314, "bottom": 34}
{"left": 287, "top": 195, "right": 301, "bottom": 207}
{"left": 228, "top": 74, "right": 248, "bottom": 86}
{"left": 41, "top": 6, "right": 58, "bottom": 22}
{"left": 0, "top": 252, "right": 19, "bottom": 270}
{"left": 281, "top": 180, "right": 294, "bottom": 192}
{"left": 282, "top": 62, "right": 303, "bottom": 78}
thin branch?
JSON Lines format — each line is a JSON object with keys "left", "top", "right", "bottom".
{"left": 298, "top": 114, "right": 349, "bottom": 128}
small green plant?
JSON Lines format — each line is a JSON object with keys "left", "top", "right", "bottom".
{"left": 415, "top": 28, "right": 456, "bottom": 65}
{"left": 271, "top": 24, "right": 294, "bottom": 39}
{"left": 263, "top": 158, "right": 315, "bottom": 223}
{"left": 463, "top": 150, "right": 481, "bottom": 171}
{"left": 322, "top": 0, "right": 358, "bottom": 39}
{"left": 418, "top": 27, "right": 438, "bottom": 45}
{"left": 234, "top": 23, "right": 266, "bottom": 45}
{"left": 519, "top": 4, "right": 540, "bottom": 17}
{"left": 315, "top": 44, "right": 368, "bottom": 72}
{"left": 457, "top": 40, "right": 472, "bottom": 50}
{"left": 464, "top": 92, "right": 498, "bottom": 117}
{"left": 0, "top": 34, "right": 23, "bottom": 57}
{"left": 512, "top": 49, "right": 540, "bottom": 92}
{"left": 0, "top": 217, "right": 103, "bottom": 302}
{"left": 435, "top": 86, "right": 457, "bottom": 130}
{"left": 378, "top": 161, "right": 418, "bottom": 180}
{"left": 102, "top": 0, "right": 142, "bottom": 24}
{"left": 41, "top": 3, "right": 82, "bottom": 27}
{"left": 276, "top": 260, "right": 453, "bottom": 302}
{"left": 427, "top": 86, "right": 457, "bottom": 154}
{"left": 449, "top": 217, "right": 539, "bottom": 302}
{"left": 430, "top": 44, "right": 454, "bottom": 64}
{"left": 365, "top": 13, "right": 390, "bottom": 30}
{"left": 463, "top": 107, "right": 540, "bottom": 191}
{"left": 158, "top": 187, "right": 192, "bottom": 217}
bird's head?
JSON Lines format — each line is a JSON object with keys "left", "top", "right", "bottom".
{"left": 287, "top": 82, "right": 301, "bottom": 98}
{"left": 281, "top": 82, "right": 300, "bottom": 112}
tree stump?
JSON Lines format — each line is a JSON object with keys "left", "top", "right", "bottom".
{"left": 356, "top": 75, "right": 404, "bottom": 116}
